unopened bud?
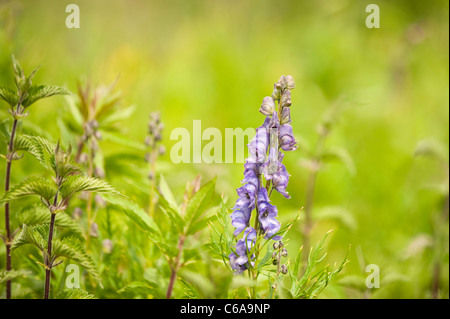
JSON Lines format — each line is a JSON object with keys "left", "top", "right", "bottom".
{"left": 280, "top": 90, "right": 292, "bottom": 108}
{"left": 281, "top": 264, "right": 288, "bottom": 274}
{"left": 94, "top": 167, "right": 105, "bottom": 179}
{"left": 271, "top": 84, "right": 281, "bottom": 100}
{"left": 148, "top": 171, "right": 155, "bottom": 180}
{"left": 94, "top": 130, "right": 102, "bottom": 140}
{"left": 158, "top": 145, "right": 166, "bottom": 155}
{"left": 277, "top": 75, "right": 287, "bottom": 90}
{"left": 273, "top": 242, "right": 280, "bottom": 250}
{"left": 72, "top": 207, "right": 83, "bottom": 220}
{"left": 286, "top": 75, "right": 295, "bottom": 90}
{"left": 280, "top": 107, "right": 292, "bottom": 125}
{"left": 281, "top": 248, "right": 288, "bottom": 257}
{"left": 95, "top": 194, "right": 106, "bottom": 208}
{"left": 272, "top": 258, "right": 278, "bottom": 265}
{"left": 102, "top": 239, "right": 113, "bottom": 254}
{"left": 259, "top": 96, "right": 275, "bottom": 116}
{"left": 90, "top": 223, "right": 99, "bottom": 237}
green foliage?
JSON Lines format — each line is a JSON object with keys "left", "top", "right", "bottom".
{"left": 286, "top": 231, "right": 349, "bottom": 299}
{"left": 55, "top": 289, "right": 95, "bottom": 299}
{"left": 59, "top": 175, "right": 122, "bottom": 201}
{"left": 0, "top": 176, "right": 57, "bottom": 204}
{"left": 0, "top": 269, "right": 31, "bottom": 284}
{"left": 22, "top": 85, "right": 70, "bottom": 108}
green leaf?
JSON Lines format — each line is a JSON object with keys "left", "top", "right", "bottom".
{"left": 102, "top": 195, "right": 160, "bottom": 237}
{"left": 101, "top": 131, "right": 146, "bottom": 151}
{"left": 185, "top": 179, "right": 216, "bottom": 229}
{"left": 22, "top": 85, "right": 70, "bottom": 107}
{"left": 0, "top": 269, "right": 31, "bottom": 284}
{"left": 59, "top": 175, "right": 122, "bottom": 201}
{"left": 17, "top": 204, "right": 83, "bottom": 237}
{"left": 0, "top": 86, "right": 18, "bottom": 107}
{"left": 0, "top": 176, "right": 57, "bottom": 205}
{"left": 159, "top": 175, "right": 178, "bottom": 209}
{"left": 55, "top": 289, "right": 95, "bottom": 299}
{"left": 11, "top": 224, "right": 49, "bottom": 252}
{"left": 117, "top": 281, "right": 165, "bottom": 298}
{"left": 52, "top": 236, "right": 100, "bottom": 281}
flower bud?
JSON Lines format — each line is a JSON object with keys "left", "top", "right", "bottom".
{"left": 277, "top": 75, "right": 287, "bottom": 90}
{"left": 272, "top": 251, "right": 278, "bottom": 259}
{"left": 271, "top": 84, "right": 281, "bottom": 100}
{"left": 94, "top": 130, "right": 102, "bottom": 140}
{"left": 281, "top": 248, "right": 288, "bottom": 257}
{"left": 272, "top": 258, "right": 278, "bottom": 265}
{"left": 102, "top": 239, "right": 113, "bottom": 254}
{"left": 280, "top": 107, "right": 292, "bottom": 125}
{"left": 90, "top": 222, "right": 99, "bottom": 237}
{"left": 280, "top": 90, "right": 292, "bottom": 108}
{"left": 273, "top": 242, "right": 280, "bottom": 250}
{"left": 94, "top": 167, "right": 105, "bottom": 179}
{"left": 278, "top": 241, "right": 284, "bottom": 248}
{"left": 286, "top": 75, "right": 295, "bottom": 90}
{"left": 72, "top": 207, "right": 83, "bottom": 220}
{"left": 95, "top": 194, "right": 106, "bottom": 208}
{"left": 281, "top": 264, "right": 288, "bottom": 274}
{"left": 148, "top": 171, "right": 155, "bottom": 180}
{"left": 259, "top": 96, "right": 275, "bottom": 116}
{"left": 159, "top": 145, "right": 166, "bottom": 155}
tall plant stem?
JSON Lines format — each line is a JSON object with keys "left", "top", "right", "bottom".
{"left": 302, "top": 132, "right": 327, "bottom": 264}
{"left": 4, "top": 118, "right": 18, "bottom": 299}
{"left": 44, "top": 212, "right": 56, "bottom": 299}
{"left": 166, "top": 234, "right": 186, "bottom": 299}
{"left": 148, "top": 150, "right": 157, "bottom": 216}
{"left": 44, "top": 187, "right": 59, "bottom": 299}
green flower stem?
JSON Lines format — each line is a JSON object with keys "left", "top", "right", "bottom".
{"left": 3, "top": 118, "right": 18, "bottom": 299}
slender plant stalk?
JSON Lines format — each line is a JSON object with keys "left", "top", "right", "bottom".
{"left": 148, "top": 149, "right": 157, "bottom": 216}
{"left": 44, "top": 212, "right": 56, "bottom": 299}
{"left": 44, "top": 185, "right": 60, "bottom": 299}
{"left": 302, "top": 131, "right": 327, "bottom": 264}
{"left": 3, "top": 118, "right": 18, "bottom": 299}
{"left": 166, "top": 234, "right": 186, "bottom": 299}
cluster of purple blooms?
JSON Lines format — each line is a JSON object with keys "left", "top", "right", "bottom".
{"left": 229, "top": 75, "right": 298, "bottom": 274}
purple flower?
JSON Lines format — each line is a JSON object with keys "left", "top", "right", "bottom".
{"left": 229, "top": 227, "right": 257, "bottom": 274}
{"left": 279, "top": 124, "right": 297, "bottom": 152}
{"left": 257, "top": 188, "right": 282, "bottom": 240}
{"left": 248, "top": 117, "right": 271, "bottom": 164}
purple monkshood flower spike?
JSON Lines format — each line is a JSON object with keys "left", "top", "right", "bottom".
{"left": 229, "top": 75, "right": 297, "bottom": 274}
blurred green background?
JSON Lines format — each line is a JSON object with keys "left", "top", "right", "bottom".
{"left": 0, "top": 0, "right": 448, "bottom": 298}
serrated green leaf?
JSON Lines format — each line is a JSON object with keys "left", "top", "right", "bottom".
{"left": 0, "top": 86, "right": 18, "bottom": 107}
{"left": 59, "top": 175, "right": 122, "bottom": 201}
{"left": 52, "top": 236, "right": 100, "bottom": 281}
{"left": 11, "top": 224, "right": 49, "bottom": 252}
{"left": 22, "top": 85, "right": 70, "bottom": 107}
{"left": 0, "top": 269, "right": 31, "bottom": 283}
{"left": 55, "top": 289, "right": 95, "bottom": 299}
{"left": 0, "top": 176, "right": 57, "bottom": 205}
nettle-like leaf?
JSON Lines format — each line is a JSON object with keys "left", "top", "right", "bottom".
{"left": 52, "top": 236, "right": 100, "bottom": 281}
{"left": 0, "top": 269, "right": 31, "bottom": 284}
{"left": 55, "top": 289, "right": 95, "bottom": 299}
{"left": 17, "top": 204, "right": 83, "bottom": 237}
{"left": 0, "top": 176, "right": 57, "bottom": 205}
{"left": 59, "top": 175, "right": 122, "bottom": 201}
{"left": 11, "top": 224, "right": 49, "bottom": 252}
{"left": 0, "top": 86, "right": 19, "bottom": 107}
{"left": 22, "top": 85, "right": 70, "bottom": 108}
